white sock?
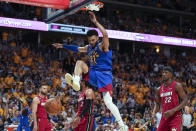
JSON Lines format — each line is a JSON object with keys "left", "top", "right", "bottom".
{"left": 103, "top": 92, "right": 124, "bottom": 127}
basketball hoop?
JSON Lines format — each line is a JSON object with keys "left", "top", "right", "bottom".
{"left": 80, "top": 1, "right": 104, "bottom": 11}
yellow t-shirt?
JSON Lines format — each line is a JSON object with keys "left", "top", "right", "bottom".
{"left": 36, "top": 8, "right": 41, "bottom": 16}
{"left": 186, "top": 86, "right": 195, "bottom": 94}
{"left": 13, "top": 55, "right": 20, "bottom": 64}
{"left": 53, "top": 78, "right": 61, "bottom": 89}
{"left": 2, "top": 32, "right": 8, "bottom": 41}
{"left": 21, "top": 48, "right": 28, "bottom": 58}
{"left": 13, "top": 92, "right": 19, "bottom": 97}
{"left": 31, "top": 94, "right": 36, "bottom": 98}
{"left": 128, "top": 84, "right": 137, "bottom": 94}
{"left": 38, "top": 57, "right": 43, "bottom": 64}
{"left": 0, "top": 77, "right": 5, "bottom": 88}
{"left": 143, "top": 87, "right": 150, "bottom": 94}
{"left": 0, "top": 108, "right": 4, "bottom": 116}
{"left": 194, "top": 113, "right": 196, "bottom": 127}
{"left": 135, "top": 92, "right": 145, "bottom": 104}
{"left": 25, "top": 57, "right": 33, "bottom": 66}
{"left": 10, "top": 41, "right": 16, "bottom": 47}
{"left": 5, "top": 76, "right": 15, "bottom": 88}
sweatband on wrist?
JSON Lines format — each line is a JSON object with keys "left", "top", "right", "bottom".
{"left": 63, "top": 44, "right": 78, "bottom": 52}
{"left": 79, "top": 99, "right": 93, "bottom": 118}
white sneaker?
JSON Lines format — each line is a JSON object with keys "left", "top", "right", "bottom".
{"left": 120, "top": 125, "right": 128, "bottom": 131}
{"left": 65, "top": 73, "right": 80, "bottom": 91}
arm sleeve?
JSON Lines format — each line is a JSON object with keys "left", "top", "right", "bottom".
{"left": 62, "top": 44, "right": 78, "bottom": 52}
{"left": 79, "top": 99, "right": 93, "bottom": 118}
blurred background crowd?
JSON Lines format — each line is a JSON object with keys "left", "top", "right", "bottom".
{"left": 0, "top": 30, "right": 195, "bottom": 130}
{"left": 0, "top": 0, "right": 196, "bottom": 131}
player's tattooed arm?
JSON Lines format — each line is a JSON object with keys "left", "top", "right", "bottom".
{"left": 173, "top": 82, "right": 188, "bottom": 112}
{"left": 89, "top": 11, "right": 109, "bottom": 52}
{"left": 67, "top": 89, "right": 95, "bottom": 129}
{"left": 78, "top": 89, "right": 94, "bottom": 118}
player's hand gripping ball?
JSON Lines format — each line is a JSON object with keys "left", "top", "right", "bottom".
{"left": 45, "top": 97, "right": 62, "bottom": 115}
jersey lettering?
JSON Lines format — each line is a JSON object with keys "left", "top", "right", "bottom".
{"left": 88, "top": 50, "right": 99, "bottom": 66}
{"left": 160, "top": 91, "right": 172, "bottom": 97}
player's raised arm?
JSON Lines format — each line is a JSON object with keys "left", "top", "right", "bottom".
{"left": 89, "top": 11, "right": 109, "bottom": 52}
{"left": 52, "top": 43, "right": 88, "bottom": 53}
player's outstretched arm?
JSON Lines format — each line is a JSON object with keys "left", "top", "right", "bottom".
{"left": 32, "top": 97, "right": 40, "bottom": 131}
{"left": 89, "top": 11, "right": 109, "bottom": 52}
{"left": 164, "top": 82, "right": 188, "bottom": 118}
{"left": 52, "top": 43, "right": 88, "bottom": 53}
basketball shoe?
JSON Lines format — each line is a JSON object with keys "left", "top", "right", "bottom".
{"left": 120, "top": 124, "right": 128, "bottom": 131}
{"left": 65, "top": 73, "right": 80, "bottom": 91}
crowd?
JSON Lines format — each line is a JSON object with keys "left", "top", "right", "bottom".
{"left": 114, "top": 0, "right": 196, "bottom": 12}
{"left": 0, "top": 2, "right": 43, "bottom": 21}
{"left": 1, "top": 1, "right": 196, "bottom": 39}
{"left": 64, "top": 9, "right": 196, "bottom": 39}
{"left": 0, "top": 30, "right": 195, "bottom": 131}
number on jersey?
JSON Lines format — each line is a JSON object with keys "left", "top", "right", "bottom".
{"left": 165, "top": 97, "right": 171, "bottom": 103}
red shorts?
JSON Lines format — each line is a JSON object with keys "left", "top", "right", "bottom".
{"left": 157, "top": 115, "right": 182, "bottom": 131}
{"left": 38, "top": 118, "right": 52, "bottom": 131}
{"left": 74, "top": 116, "right": 94, "bottom": 131}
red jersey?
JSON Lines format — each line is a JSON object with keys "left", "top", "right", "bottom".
{"left": 77, "top": 90, "right": 94, "bottom": 118}
{"left": 37, "top": 95, "right": 48, "bottom": 119}
{"left": 160, "top": 81, "right": 181, "bottom": 119}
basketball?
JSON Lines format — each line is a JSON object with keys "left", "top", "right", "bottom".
{"left": 45, "top": 98, "right": 62, "bottom": 115}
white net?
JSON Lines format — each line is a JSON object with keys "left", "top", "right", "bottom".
{"left": 85, "top": 3, "right": 100, "bottom": 11}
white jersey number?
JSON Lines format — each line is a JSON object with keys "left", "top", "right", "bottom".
{"left": 165, "top": 97, "right": 171, "bottom": 103}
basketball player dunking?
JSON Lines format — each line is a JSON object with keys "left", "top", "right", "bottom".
{"left": 53, "top": 11, "right": 128, "bottom": 130}
{"left": 64, "top": 81, "right": 95, "bottom": 131}
{"left": 152, "top": 66, "right": 188, "bottom": 131}
{"left": 32, "top": 85, "right": 56, "bottom": 131}
{"left": 53, "top": 12, "right": 128, "bottom": 131}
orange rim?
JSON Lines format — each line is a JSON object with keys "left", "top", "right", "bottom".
{"left": 80, "top": 1, "right": 104, "bottom": 11}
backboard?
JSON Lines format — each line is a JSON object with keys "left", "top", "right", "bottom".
{"left": 45, "top": 0, "right": 97, "bottom": 23}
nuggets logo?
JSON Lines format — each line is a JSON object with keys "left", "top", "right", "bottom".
{"left": 88, "top": 50, "right": 99, "bottom": 66}
{"left": 28, "top": 113, "right": 32, "bottom": 123}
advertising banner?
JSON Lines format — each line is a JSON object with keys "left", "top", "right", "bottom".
{"left": 0, "top": 17, "right": 48, "bottom": 31}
